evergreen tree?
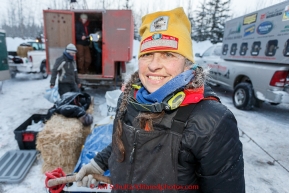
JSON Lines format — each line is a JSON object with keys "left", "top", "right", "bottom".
{"left": 193, "top": 0, "right": 231, "bottom": 43}
{"left": 193, "top": 0, "right": 211, "bottom": 42}
{"left": 206, "top": 0, "right": 231, "bottom": 43}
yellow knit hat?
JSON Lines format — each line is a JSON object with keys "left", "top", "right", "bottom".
{"left": 139, "top": 7, "right": 194, "bottom": 63}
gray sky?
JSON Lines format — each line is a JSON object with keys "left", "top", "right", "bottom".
{"left": 0, "top": 0, "right": 287, "bottom": 26}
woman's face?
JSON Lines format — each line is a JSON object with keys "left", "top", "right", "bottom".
{"left": 138, "top": 52, "right": 188, "bottom": 93}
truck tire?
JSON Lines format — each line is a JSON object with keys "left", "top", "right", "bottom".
{"left": 233, "top": 82, "right": 256, "bottom": 110}
{"left": 40, "top": 62, "right": 48, "bottom": 79}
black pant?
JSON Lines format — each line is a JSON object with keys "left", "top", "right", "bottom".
{"left": 95, "top": 51, "right": 102, "bottom": 74}
{"left": 58, "top": 83, "right": 79, "bottom": 96}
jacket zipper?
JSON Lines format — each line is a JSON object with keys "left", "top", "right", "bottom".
{"left": 129, "top": 129, "right": 139, "bottom": 184}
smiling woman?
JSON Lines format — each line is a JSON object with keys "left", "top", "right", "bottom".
{"left": 75, "top": 7, "right": 245, "bottom": 193}
{"left": 138, "top": 52, "right": 188, "bottom": 93}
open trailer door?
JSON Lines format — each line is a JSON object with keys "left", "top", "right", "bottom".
{"left": 102, "top": 10, "right": 134, "bottom": 78}
{"left": 43, "top": 10, "right": 75, "bottom": 73}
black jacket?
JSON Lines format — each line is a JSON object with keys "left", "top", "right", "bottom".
{"left": 94, "top": 85, "right": 245, "bottom": 193}
{"left": 46, "top": 92, "right": 91, "bottom": 120}
{"left": 50, "top": 53, "right": 80, "bottom": 85}
{"left": 75, "top": 20, "right": 90, "bottom": 46}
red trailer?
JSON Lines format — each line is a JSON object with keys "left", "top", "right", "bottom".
{"left": 43, "top": 9, "right": 134, "bottom": 86}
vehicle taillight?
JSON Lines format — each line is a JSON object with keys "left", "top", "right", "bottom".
{"left": 270, "top": 71, "right": 289, "bottom": 87}
{"left": 13, "top": 57, "right": 23, "bottom": 64}
{"left": 29, "top": 56, "right": 33, "bottom": 62}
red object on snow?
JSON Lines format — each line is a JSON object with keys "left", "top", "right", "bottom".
{"left": 45, "top": 168, "right": 66, "bottom": 193}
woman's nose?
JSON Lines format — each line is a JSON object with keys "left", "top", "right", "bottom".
{"left": 148, "top": 54, "right": 162, "bottom": 71}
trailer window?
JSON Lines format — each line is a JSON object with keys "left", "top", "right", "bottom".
{"left": 283, "top": 39, "right": 289, "bottom": 57}
{"left": 265, "top": 40, "right": 278, "bottom": 56}
{"left": 239, "top": 43, "right": 248, "bottom": 56}
{"left": 222, "top": 44, "right": 228, "bottom": 55}
{"left": 230, "top": 43, "right": 237, "bottom": 55}
{"left": 251, "top": 41, "right": 261, "bottom": 56}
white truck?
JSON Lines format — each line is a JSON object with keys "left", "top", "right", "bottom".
{"left": 8, "top": 41, "right": 47, "bottom": 79}
{"left": 195, "top": 1, "right": 289, "bottom": 110}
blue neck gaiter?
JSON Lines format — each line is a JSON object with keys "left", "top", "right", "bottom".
{"left": 63, "top": 51, "right": 74, "bottom": 60}
{"left": 136, "top": 70, "right": 194, "bottom": 104}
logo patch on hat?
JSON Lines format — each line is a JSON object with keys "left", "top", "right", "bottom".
{"left": 152, "top": 33, "right": 162, "bottom": 40}
{"left": 140, "top": 34, "right": 178, "bottom": 52}
{"left": 150, "top": 16, "right": 169, "bottom": 32}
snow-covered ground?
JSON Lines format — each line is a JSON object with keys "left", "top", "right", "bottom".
{"left": 0, "top": 38, "right": 289, "bottom": 193}
{"left": 213, "top": 86, "right": 289, "bottom": 193}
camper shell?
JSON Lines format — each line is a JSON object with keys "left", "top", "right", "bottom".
{"left": 43, "top": 9, "right": 134, "bottom": 85}
{"left": 222, "top": 1, "right": 289, "bottom": 64}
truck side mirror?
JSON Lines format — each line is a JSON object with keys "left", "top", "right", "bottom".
{"left": 195, "top": 53, "right": 202, "bottom": 58}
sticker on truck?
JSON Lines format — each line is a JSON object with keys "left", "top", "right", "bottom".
{"left": 266, "top": 8, "right": 283, "bottom": 19}
{"left": 243, "top": 13, "right": 258, "bottom": 25}
{"left": 282, "top": 5, "right": 289, "bottom": 21}
{"left": 257, "top": 21, "right": 274, "bottom": 35}
{"left": 244, "top": 25, "right": 255, "bottom": 37}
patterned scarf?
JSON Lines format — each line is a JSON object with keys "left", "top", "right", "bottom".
{"left": 136, "top": 70, "right": 194, "bottom": 104}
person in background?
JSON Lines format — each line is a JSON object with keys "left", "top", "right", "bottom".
{"left": 50, "top": 43, "right": 81, "bottom": 96}
{"left": 75, "top": 13, "right": 91, "bottom": 74}
{"left": 75, "top": 7, "right": 245, "bottom": 192}
{"left": 92, "top": 29, "right": 102, "bottom": 74}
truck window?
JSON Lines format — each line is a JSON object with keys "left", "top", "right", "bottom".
{"left": 222, "top": 44, "right": 228, "bottom": 55}
{"left": 239, "top": 43, "right": 248, "bottom": 56}
{"left": 213, "top": 46, "right": 222, "bottom": 56}
{"left": 40, "top": 43, "right": 45, "bottom": 50}
{"left": 251, "top": 41, "right": 261, "bottom": 56}
{"left": 265, "top": 40, "right": 278, "bottom": 56}
{"left": 30, "top": 42, "right": 39, "bottom": 50}
{"left": 283, "top": 39, "right": 289, "bottom": 57}
{"left": 202, "top": 46, "right": 215, "bottom": 57}
{"left": 230, "top": 43, "right": 237, "bottom": 55}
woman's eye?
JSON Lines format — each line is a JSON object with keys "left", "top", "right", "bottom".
{"left": 165, "top": 52, "right": 174, "bottom": 57}
{"left": 141, "top": 53, "right": 152, "bottom": 58}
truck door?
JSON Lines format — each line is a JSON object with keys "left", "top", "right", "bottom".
{"left": 102, "top": 10, "right": 133, "bottom": 78}
{"left": 212, "top": 45, "right": 231, "bottom": 85}
{"left": 43, "top": 10, "right": 75, "bottom": 73}
{"left": 0, "top": 31, "right": 10, "bottom": 81}
{"left": 201, "top": 46, "right": 218, "bottom": 82}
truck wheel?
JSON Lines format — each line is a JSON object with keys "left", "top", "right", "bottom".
{"left": 40, "top": 62, "right": 48, "bottom": 79}
{"left": 233, "top": 82, "right": 256, "bottom": 110}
